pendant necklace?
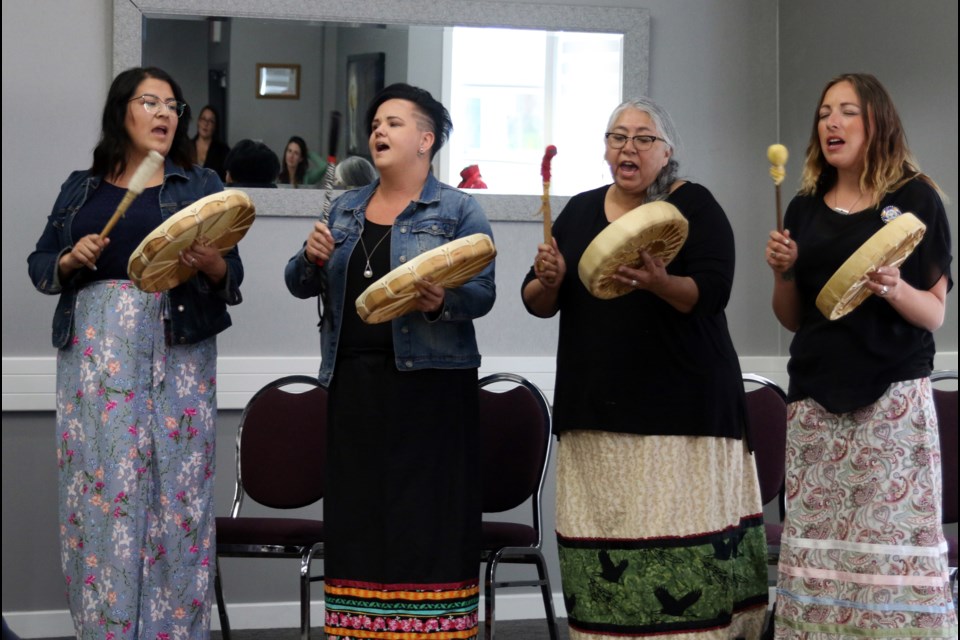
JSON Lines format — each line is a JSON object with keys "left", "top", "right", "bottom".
{"left": 832, "top": 189, "right": 864, "bottom": 215}
{"left": 359, "top": 226, "right": 391, "bottom": 278}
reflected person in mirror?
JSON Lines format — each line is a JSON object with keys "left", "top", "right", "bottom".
{"left": 191, "top": 104, "right": 230, "bottom": 181}
{"left": 285, "top": 83, "right": 495, "bottom": 638}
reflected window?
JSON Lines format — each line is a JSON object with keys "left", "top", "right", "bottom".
{"left": 445, "top": 27, "right": 623, "bottom": 196}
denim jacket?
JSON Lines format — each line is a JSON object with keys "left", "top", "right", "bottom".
{"left": 27, "top": 160, "right": 243, "bottom": 349}
{"left": 285, "top": 173, "right": 496, "bottom": 386}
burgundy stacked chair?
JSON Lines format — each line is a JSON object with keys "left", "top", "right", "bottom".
{"left": 742, "top": 374, "right": 788, "bottom": 570}
{"left": 930, "top": 370, "right": 958, "bottom": 597}
{"left": 478, "top": 373, "right": 559, "bottom": 640}
{"left": 214, "top": 375, "right": 328, "bottom": 640}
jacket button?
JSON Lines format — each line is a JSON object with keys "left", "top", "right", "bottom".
{"left": 432, "top": 224, "right": 438, "bottom": 230}
{"left": 399, "top": 256, "right": 406, "bottom": 263}
{"left": 401, "top": 326, "right": 409, "bottom": 334}
{"left": 400, "top": 227, "right": 408, "bottom": 233}
{"left": 177, "top": 305, "right": 185, "bottom": 312}
{"left": 405, "top": 360, "right": 413, "bottom": 368}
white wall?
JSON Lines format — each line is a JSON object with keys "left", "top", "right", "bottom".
{"left": 2, "top": 0, "right": 957, "bottom": 635}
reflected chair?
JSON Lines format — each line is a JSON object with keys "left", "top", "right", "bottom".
{"left": 742, "top": 374, "right": 788, "bottom": 568}
{"left": 930, "top": 370, "right": 958, "bottom": 596}
{"left": 214, "top": 375, "right": 328, "bottom": 640}
{"left": 478, "top": 373, "right": 559, "bottom": 640}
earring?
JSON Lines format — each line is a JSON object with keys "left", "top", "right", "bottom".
{"left": 417, "top": 147, "right": 425, "bottom": 157}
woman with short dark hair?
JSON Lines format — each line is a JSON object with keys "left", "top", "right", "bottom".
{"left": 286, "top": 83, "right": 494, "bottom": 637}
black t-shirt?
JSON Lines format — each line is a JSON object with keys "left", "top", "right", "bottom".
{"left": 523, "top": 182, "right": 747, "bottom": 439}
{"left": 785, "top": 178, "right": 953, "bottom": 413}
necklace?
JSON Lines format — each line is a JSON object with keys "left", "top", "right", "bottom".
{"left": 832, "top": 189, "right": 864, "bottom": 215}
{"left": 358, "top": 226, "right": 391, "bottom": 278}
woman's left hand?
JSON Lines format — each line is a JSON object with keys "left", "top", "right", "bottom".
{"left": 614, "top": 250, "right": 668, "bottom": 294}
{"left": 413, "top": 279, "right": 445, "bottom": 314}
{"left": 867, "top": 265, "right": 901, "bottom": 302}
{"left": 181, "top": 236, "right": 227, "bottom": 284}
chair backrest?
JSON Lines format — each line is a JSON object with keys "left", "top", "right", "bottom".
{"left": 478, "top": 373, "right": 552, "bottom": 519}
{"left": 231, "top": 375, "right": 328, "bottom": 515}
{"left": 742, "top": 374, "right": 788, "bottom": 509}
{"left": 931, "top": 370, "right": 958, "bottom": 526}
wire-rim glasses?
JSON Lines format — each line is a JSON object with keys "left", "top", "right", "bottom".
{"left": 604, "top": 132, "right": 666, "bottom": 151}
{"left": 129, "top": 94, "right": 187, "bottom": 117}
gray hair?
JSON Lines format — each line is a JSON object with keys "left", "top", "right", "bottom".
{"left": 334, "top": 156, "right": 378, "bottom": 189}
{"left": 606, "top": 97, "right": 681, "bottom": 202}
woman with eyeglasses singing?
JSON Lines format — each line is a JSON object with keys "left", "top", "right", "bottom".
{"left": 27, "top": 67, "right": 243, "bottom": 639}
{"left": 522, "top": 98, "right": 768, "bottom": 639}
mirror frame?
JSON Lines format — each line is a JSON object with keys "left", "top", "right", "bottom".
{"left": 114, "top": 0, "right": 649, "bottom": 221}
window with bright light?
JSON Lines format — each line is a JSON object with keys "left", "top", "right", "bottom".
{"left": 443, "top": 27, "right": 623, "bottom": 196}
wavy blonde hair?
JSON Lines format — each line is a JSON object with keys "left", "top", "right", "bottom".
{"left": 799, "top": 73, "right": 942, "bottom": 203}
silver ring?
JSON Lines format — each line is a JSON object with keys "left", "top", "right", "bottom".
{"left": 631, "top": 279, "right": 638, "bottom": 288}
{"left": 880, "top": 285, "right": 888, "bottom": 296}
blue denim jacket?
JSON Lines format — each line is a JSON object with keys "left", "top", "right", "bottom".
{"left": 27, "top": 160, "right": 243, "bottom": 349}
{"left": 285, "top": 173, "right": 496, "bottom": 386}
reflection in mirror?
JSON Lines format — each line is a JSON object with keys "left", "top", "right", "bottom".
{"left": 121, "top": 0, "right": 649, "bottom": 218}
{"left": 256, "top": 63, "right": 300, "bottom": 99}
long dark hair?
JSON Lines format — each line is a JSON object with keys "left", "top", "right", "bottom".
{"left": 90, "top": 67, "right": 193, "bottom": 179}
{"left": 365, "top": 83, "right": 452, "bottom": 160}
{"left": 278, "top": 136, "right": 309, "bottom": 184}
{"left": 192, "top": 104, "right": 221, "bottom": 142}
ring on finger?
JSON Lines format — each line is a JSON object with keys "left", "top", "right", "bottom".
{"left": 631, "top": 279, "right": 638, "bottom": 288}
{"left": 880, "top": 285, "right": 889, "bottom": 296}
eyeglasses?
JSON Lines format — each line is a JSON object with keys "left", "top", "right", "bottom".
{"left": 129, "top": 94, "right": 187, "bottom": 117}
{"left": 605, "top": 132, "right": 666, "bottom": 150}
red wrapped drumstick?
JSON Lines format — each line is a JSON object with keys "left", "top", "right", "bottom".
{"left": 539, "top": 145, "right": 558, "bottom": 244}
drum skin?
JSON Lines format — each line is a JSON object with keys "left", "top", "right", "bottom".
{"left": 355, "top": 233, "right": 496, "bottom": 324}
{"left": 816, "top": 212, "right": 926, "bottom": 320}
{"left": 127, "top": 190, "right": 255, "bottom": 293}
{"left": 578, "top": 201, "right": 688, "bottom": 299}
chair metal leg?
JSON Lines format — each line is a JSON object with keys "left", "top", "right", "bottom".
{"left": 484, "top": 551, "right": 501, "bottom": 640}
{"left": 300, "top": 552, "right": 313, "bottom": 640}
{"left": 214, "top": 556, "right": 232, "bottom": 640}
{"left": 534, "top": 553, "right": 559, "bottom": 640}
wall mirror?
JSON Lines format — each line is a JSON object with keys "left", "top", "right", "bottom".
{"left": 116, "top": 0, "right": 649, "bottom": 220}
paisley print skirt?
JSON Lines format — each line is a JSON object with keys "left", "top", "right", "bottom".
{"left": 775, "top": 378, "right": 957, "bottom": 639}
{"left": 556, "top": 430, "right": 769, "bottom": 639}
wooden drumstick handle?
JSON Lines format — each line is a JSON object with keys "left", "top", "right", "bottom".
{"left": 767, "top": 144, "right": 788, "bottom": 233}
{"left": 541, "top": 182, "right": 552, "bottom": 244}
{"left": 539, "top": 145, "right": 558, "bottom": 244}
{"left": 100, "top": 150, "right": 164, "bottom": 239}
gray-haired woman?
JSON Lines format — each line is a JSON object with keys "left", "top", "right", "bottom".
{"left": 522, "top": 97, "right": 768, "bottom": 639}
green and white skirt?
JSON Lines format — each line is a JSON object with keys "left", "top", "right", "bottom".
{"left": 556, "top": 430, "right": 769, "bottom": 639}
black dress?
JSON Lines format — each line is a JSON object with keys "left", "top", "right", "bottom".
{"left": 323, "top": 221, "right": 482, "bottom": 638}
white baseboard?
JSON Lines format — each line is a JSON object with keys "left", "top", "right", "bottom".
{"left": 3, "top": 592, "right": 567, "bottom": 639}
{"left": 5, "top": 352, "right": 957, "bottom": 412}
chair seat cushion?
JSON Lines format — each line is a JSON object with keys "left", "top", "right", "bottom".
{"left": 216, "top": 517, "right": 325, "bottom": 546}
{"left": 481, "top": 521, "right": 538, "bottom": 549}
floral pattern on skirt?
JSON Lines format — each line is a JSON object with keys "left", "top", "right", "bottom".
{"left": 57, "top": 281, "right": 218, "bottom": 640}
{"left": 775, "top": 378, "right": 957, "bottom": 639}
